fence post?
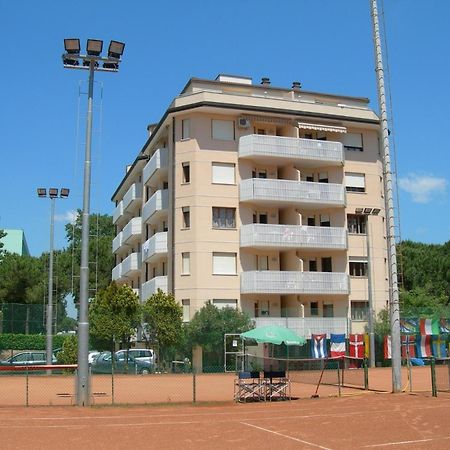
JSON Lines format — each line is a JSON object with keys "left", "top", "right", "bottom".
{"left": 364, "top": 358, "right": 369, "bottom": 390}
{"left": 430, "top": 357, "right": 437, "bottom": 397}
{"left": 192, "top": 372, "right": 196, "bottom": 403}
{"left": 26, "top": 367, "right": 29, "bottom": 407}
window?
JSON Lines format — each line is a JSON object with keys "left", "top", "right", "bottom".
{"left": 321, "top": 257, "right": 332, "bottom": 272}
{"left": 212, "top": 119, "right": 234, "bottom": 140}
{"left": 345, "top": 172, "right": 366, "bottom": 193}
{"left": 307, "top": 216, "right": 316, "bottom": 226}
{"left": 253, "top": 211, "right": 268, "bottom": 224}
{"left": 310, "top": 301, "right": 319, "bottom": 316}
{"left": 320, "top": 214, "right": 330, "bottom": 227}
{"left": 182, "top": 252, "right": 190, "bottom": 275}
{"left": 212, "top": 207, "right": 236, "bottom": 228}
{"left": 351, "top": 301, "right": 369, "bottom": 320}
{"left": 182, "top": 299, "right": 190, "bottom": 322}
{"left": 182, "top": 119, "right": 190, "bottom": 139}
{"left": 343, "top": 132, "right": 363, "bottom": 151}
{"left": 257, "top": 255, "right": 269, "bottom": 271}
{"left": 318, "top": 172, "right": 328, "bottom": 183}
{"left": 212, "top": 162, "right": 235, "bottom": 184}
{"left": 182, "top": 207, "right": 190, "bottom": 228}
{"left": 309, "top": 260, "right": 317, "bottom": 272}
{"left": 304, "top": 173, "right": 314, "bottom": 182}
{"left": 255, "top": 300, "right": 270, "bottom": 317}
{"left": 323, "top": 304, "right": 334, "bottom": 318}
{"left": 213, "top": 252, "right": 237, "bottom": 275}
{"left": 349, "top": 258, "right": 368, "bottom": 277}
{"left": 163, "top": 181, "right": 169, "bottom": 189}
{"left": 252, "top": 169, "right": 267, "bottom": 179}
{"left": 213, "top": 299, "right": 237, "bottom": 310}
{"left": 347, "top": 214, "right": 367, "bottom": 234}
{"left": 182, "top": 162, "right": 190, "bottom": 183}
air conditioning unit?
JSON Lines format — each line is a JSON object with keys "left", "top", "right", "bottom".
{"left": 237, "top": 117, "right": 251, "bottom": 129}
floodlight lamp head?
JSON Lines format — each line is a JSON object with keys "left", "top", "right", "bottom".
{"left": 108, "top": 40, "right": 125, "bottom": 59}
{"left": 60, "top": 188, "right": 70, "bottom": 198}
{"left": 64, "top": 38, "right": 80, "bottom": 55}
{"left": 49, "top": 188, "right": 58, "bottom": 198}
{"left": 37, "top": 188, "right": 47, "bottom": 198}
{"left": 86, "top": 39, "right": 103, "bottom": 56}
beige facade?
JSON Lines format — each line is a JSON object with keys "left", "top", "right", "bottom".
{"left": 111, "top": 75, "right": 389, "bottom": 337}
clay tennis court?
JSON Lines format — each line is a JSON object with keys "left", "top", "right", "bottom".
{"left": 1, "top": 392, "right": 449, "bottom": 449}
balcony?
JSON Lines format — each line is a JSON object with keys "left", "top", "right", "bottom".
{"left": 239, "top": 134, "right": 344, "bottom": 167}
{"left": 122, "top": 217, "right": 142, "bottom": 245}
{"left": 142, "top": 232, "right": 168, "bottom": 263}
{"left": 112, "top": 200, "right": 124, "bottom": 225}
{"left": 112, "top": 231, "right": 123, "bottom": 254}
{"left": 240, "top": 178, "right": 345, "bottom": 209}
{"left": 141, "top": 276, "right": 168, "bottom": 301}
{"left": 240, "top": 224, "right": 347, "bottom": 250}
{"left": 143, "top": 148, "right": 168, "bottom": 186}
{"left": 142, "top": 189, "right": 169, "bottom": 224}
{"left": 241, "top": 271, "right": 349, "bottom": 295}
{"left": 121, "top": 252, "right": 141, "bottom": 277}
{"left": 112, "top": 262, "right": 122, "bottom": 281}
{"left": 123, "top": 182, "right": 143, "bottom": 214}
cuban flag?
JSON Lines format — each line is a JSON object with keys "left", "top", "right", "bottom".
{"left": 432, "top": 335, "right": 448, "bottom": 358}
{"left": 416, "top": 335, "right": 432, "bottom": 358}
{"left": 311, "top": 334, "right": 327, "bottom": 358}
{"left": 384, "top": 335, "right": 391, "bottom": 359}
{"left": 401, "top": 335, "right": 416, "bottom": 358}
{"left": 330, "top": 334, "right": 346, "bottom": 357}
{"left": 419, "top": 319, "right": 440, "bottom": 336}
{"left": 400, "top": 318, "right": 418, "bottom": 334}
{"left": 349, "top": 334, "right": 365, "bottom": 358}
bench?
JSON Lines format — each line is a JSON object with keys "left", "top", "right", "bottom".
{"left": 56, "top": 391, "right": 108, "bottom": 405}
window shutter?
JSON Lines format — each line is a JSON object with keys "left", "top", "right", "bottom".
{"left": 212, "top": 163, "right": 235, "bottom": 184}
{"left": 345, "top": 173, "right": 365, "bottom": 188}
{"left": 213, "top": 252, "right": 236, "bottom": 274}
{"left": 343, "top": 133, "right": 363, "bottom": 148}
{"left": 212, "top": 120, "right": 234, "bottom": 140}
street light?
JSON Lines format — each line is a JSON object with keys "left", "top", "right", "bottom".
{"left": 62, "top": 38, "right": 125, "bottom": 406}
{"left": 37, "top": 188, "right": 70, "bottom": 369}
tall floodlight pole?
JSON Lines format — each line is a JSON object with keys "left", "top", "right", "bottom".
{"left": 37, "top": 188, "right": 70, "bottom": 370}
{"left": 370, "top": 0, "right": 402, "bottom": 392}
{"left": 62, "top": 38, "right": 125, "bottom": 406}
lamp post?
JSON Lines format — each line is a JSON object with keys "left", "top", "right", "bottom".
{"left": 62, "top": 38, "right": 125, "bottom": 406}
{"left": 37, "top": 187, "right": 70, "bottom": 369}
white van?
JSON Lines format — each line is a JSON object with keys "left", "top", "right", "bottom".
{"left": 115, "top": 349, "right": 155, "bottom": 365}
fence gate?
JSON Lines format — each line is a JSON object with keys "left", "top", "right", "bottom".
{"left": 224, "top": 334, "right": 244, "bottom": 373}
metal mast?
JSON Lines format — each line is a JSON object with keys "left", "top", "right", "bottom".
{"left": 369, "top": 0, "right": 402, "bottom": 392}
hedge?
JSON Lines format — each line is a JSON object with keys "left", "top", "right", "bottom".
{"left": 0, "top": 334, "right": 67, "bottom": 351}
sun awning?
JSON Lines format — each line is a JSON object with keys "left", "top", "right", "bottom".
{"left": 297, "top": 122, "right": 347, "bottom": 134}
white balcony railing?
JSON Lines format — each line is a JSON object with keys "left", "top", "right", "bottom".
{"left": 112, "top": 231, "right": 124, "bottom": 254}
{"left": 123, "top": 183, "right": 143, "bottom": 213}
{"left": 253, "top": 317, "right": 349, "bottom": 339}
{"left": 239, "top": 134, "right": 344, "bottom": 166}
{"left": 240, "top": 178, "right": 345, "bottom": 208}
{"left": 122, "top": 217, "right": 142, "bottom": 245}
{"left": 142, "top": 189, "right": 169, "bottom": 224}
{"left": 142, "top": 232, "right": 168, "bottom": 263}
{"left": 112, "top": 262, "right": 122, "bottom": 281}
{"left": 143, "top": 148, "right": 168, "bottom": 186}
{"left": 240, "top": 224, "right": 347, "bottom": 250}
{"left": 121, "top": 252, "right": 141, "bottom": 277}
{"left": 112, "top": 200, "right": 124, "bottom": 225}
{"left": 241, "top": 271, "right": 349, "bottom": 295}
{"left": 141, "top": 276, "right": 168, "bottom": 301}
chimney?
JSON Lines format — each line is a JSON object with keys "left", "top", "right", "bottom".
{"left": 292, "top": 81, "right": 302, "bottom": 91}
{"left": 261, "top": 77, "right": 271, "bottom": 86}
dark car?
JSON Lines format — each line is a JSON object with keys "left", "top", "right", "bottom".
{"left": 90, "top": 351, "right": 153, "bottom": 375}
{"left": 0, "top": 351, "right": 57, "bottom": 366}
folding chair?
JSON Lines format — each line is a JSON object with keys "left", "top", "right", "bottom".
{"left": 234, "top": 371, "right": 262, "bottom": 402}
{"left": 263, "top": 370, "right": 290, "bottom": 401}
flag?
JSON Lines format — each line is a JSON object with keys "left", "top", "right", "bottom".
{"left": 400, "top": 318, "right": 418, "bottom": 334}
{"left": 439, "top": 318, "right": 450, "bottom": 334}
{"left": 311, "top": 334, "right": 327, "bottom": 358}
{"left": 419, "top": 319, "right": 440, "bottom": 336}
{"left": 416, "top": 335, "right": 432, "bottom": 358}
{"left": 364, "top": 333, "right": 370, "bottom": 359}
{"left": 432, "top": 334, "right": 448, "bottom": 358}
{"left": 384, "top": 335, "right": 391, "bottom": 359}
{"left": 401, "top": 335, "right": 416, "bottom": 358}
{"left": 330, "top": 334, "right": 346, "bottom": 357}
{"left": 349, "top": 334, "right": 365, "bottom": 358}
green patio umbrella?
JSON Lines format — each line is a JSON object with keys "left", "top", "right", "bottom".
{"left": 240, "top": 325, "right": 306, "bottom": 346}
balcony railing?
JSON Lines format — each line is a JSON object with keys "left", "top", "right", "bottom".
{"left": 112, "top": 200, "right": 124, "bottom": 225}
{"left": 240, "top": 224, "right": 347, "bottom": 250}
{"left": 143, "top": 148, "right": 168, "bottom": 186}
{"left": 112, "top": 231, "right": 123, "bottom": 254}
{"left": 112, "top": 262, "right": 122, "bottom": 281}
{"left": 141, "top": 276, "right": 168, "bottom": 301}
{"left": 240, "top": 178, "right": 345, "bottom": 208}
{"left": 142, "top": 232, "right": 168, "bottom": 263}
{"left": 122, "top": 217, "right": 142, "bottom": 245}
{"left": 241, "top": 271, "right": 349, "bottom": 295}
{"left": 239, "top": 134, "right": 344, "bottom": 166}
{"left": 121, "top": 252, "right": 141, "bottom": 277}
{"left": 123, "top": 183, "right": 143, "bottom": 213}
{"left": 142, "top": 189, "right": 169, "bottom": 224}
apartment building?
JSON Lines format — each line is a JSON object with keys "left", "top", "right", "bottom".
{"left": 111, "top": 74, "right": 388, "bottom": 336}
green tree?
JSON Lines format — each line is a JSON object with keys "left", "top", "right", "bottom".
{"left": 187, "top": 302, "right": 253, "bottom": 369}
{"left": 0, "top": 229, "right": 6, "bottom": 259}
{"left": 57, "top": 334, "right": 78, "bottom": 365}
{"left": 89, "top": 282, "right": 141, "bottom": 354}
{"left": 142, "top": 289, "right": 183, "bottom": 368}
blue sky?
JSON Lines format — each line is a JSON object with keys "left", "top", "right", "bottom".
{"left": 1, "top": 0, "right": 449, "bottom": 257}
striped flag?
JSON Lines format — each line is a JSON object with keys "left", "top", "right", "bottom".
{"left": 419, "top": 319, "right": 440, "bottom": 336}
{"left": 311, "top": 334, "right": 327, "bottom": 358}
{"left": 401, "top": 335, "right": 416, "bottom": 358}
{"left": 400, "top": 318, "right": 418, "bottom": 334}
{"left": 432, "top": 335, "right": 448, "bottom": 358}
{"left": 416, "top": 335, "right": 432, "bottom": 358}
{"left": 384, "top": 335, "right": 391, "bottom": 359}
{"left": 330, "top": 334, "right": 346, "bottom": 357}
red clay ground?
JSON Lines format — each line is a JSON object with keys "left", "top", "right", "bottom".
{"left": 0, "top": 392, "right": 449, "bottom": 449}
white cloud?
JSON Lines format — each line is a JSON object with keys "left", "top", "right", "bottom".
{"left": 55, "top": 210, "right": 78, "bottom": 224}
{"left": 398, "top": 174, "right": 447, "bottom": 203}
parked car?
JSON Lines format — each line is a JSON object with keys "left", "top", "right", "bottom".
{"left": 88, "top": 351, "right": 101, "bottom": 364}
{"left": 0, "top": 351, "right": 57, "bottom": 366}
{"left": 90, "top": 351, "right": 153, "bottom": 375}
{"left": 115, "top": 349, "right": 155, "bottom": 365}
